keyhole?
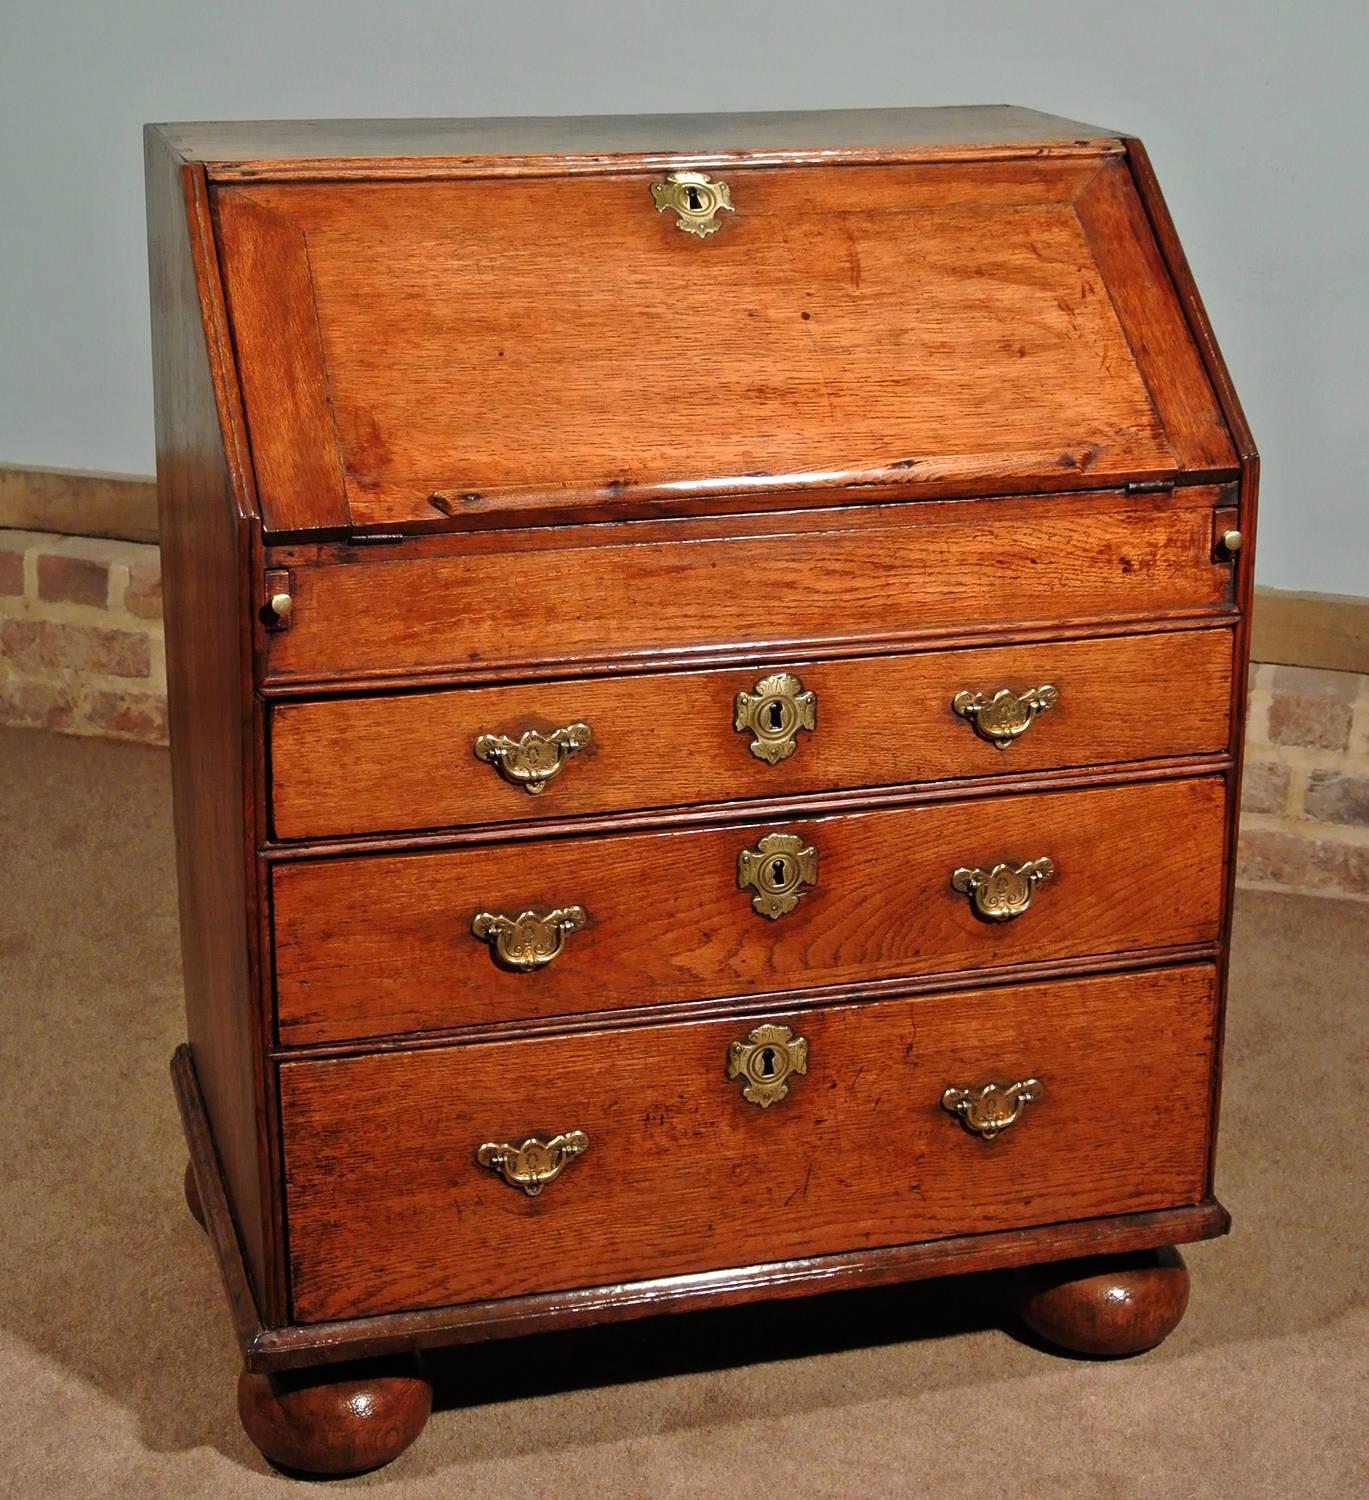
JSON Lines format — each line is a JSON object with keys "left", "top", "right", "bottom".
{"left": 771, "top": 859, "right": 787, "bottom": 885}
{"left": 759, "top": 1047, "right": 777, "bottom": 1077}
{"left": 685, "top": 185, "right": 702, "bottom": 211}
{"left": 767, "top": 701, "right": 784, "bottom": 731}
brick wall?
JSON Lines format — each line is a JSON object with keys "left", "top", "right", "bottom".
{"left": 3, "top": 528, "right": 1367, "bottom": 900}
{"left": 1239, "top": 663, "right": 1369, "bottom": 900}
{"left": 0, "top": 529, "right": 166, "bottom": 743}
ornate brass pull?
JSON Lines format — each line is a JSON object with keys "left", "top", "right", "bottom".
{"left": 727, "top": 1024, "right": 808, "bottom": 1108}
{"left": 651, "top": 171, "right": 734, "bottom": 238}
{"left": 476, "top": 1131, "right": 588, "bottom": 1196}
{"left": 471, "top": 906, "right": 586, "bottom": 971}
{"left": 737, "top": 831, "right": 818, "bottom": 919}
{"left": 952, "top": 857, "right": 1055, "bottom": 922}
{"left": 474, "top": 723, "right": 591, "bottom": 794}
{"left": 942, "top": 1079, "right": 1041, "bottom": 1140}
{"left": 734, "top": 672, "right": 817, "bottom": 764}
{"left": 952, "top": 685, "right": 1059, "bottom": 749}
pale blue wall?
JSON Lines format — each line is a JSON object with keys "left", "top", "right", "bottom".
{"left": 1, "top": 0, "right": 1364, "bottom": 593}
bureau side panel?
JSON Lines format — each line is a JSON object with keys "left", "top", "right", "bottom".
{"left": 145, "top": 131, "right": 275, "bottom": 1313}
{"left": 1123, "top": 137, "right": 1260, "bottom": 1197}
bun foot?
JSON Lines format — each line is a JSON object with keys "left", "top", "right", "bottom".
{"left": 183, "top": 1160, "right": 207, "bottom": 1232}
{"left": 1013, "top": 1246, "right": 1190, "bottom": 1357}
{"left": 237, "top": 1356, "right": 432, "bottom": 1477}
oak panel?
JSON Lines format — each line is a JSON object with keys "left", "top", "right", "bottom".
{"left": 215, "top": 155, "right": 1203, "bottom": 533}
{"left": 212, "top": 193, "right": 350, "bottom": 532}
{"left": 272, "top": 776, "right": 1226, "bottom": 1046}
{"left": 280, "top": 964, "right": 1217, "bottom": 1321}
{"left": 145, "top": 134, "right": 276, "bottom": 1309}
{"left": 263, "top": 489, "right": 1236, "bottom": 685}
{"left": 270, "top": 627, "right": 1234, "bottom": 840}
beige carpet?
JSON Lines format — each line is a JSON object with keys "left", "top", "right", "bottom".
{"left": 0, "top": 725, "right": 1364, "bottom": 1498}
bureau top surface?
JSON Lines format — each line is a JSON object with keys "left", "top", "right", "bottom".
{"left": 151, "top": 106, "right": 1116, "bottom": 178}
{"left": 150, "top": 107, "right": 1240, "bottom": 536}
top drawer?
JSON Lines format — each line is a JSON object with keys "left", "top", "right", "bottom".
{"left": 261, "top": 487, "right": 1237, "bottom": 687}
{"left": 214, "top": 155, "right": 1233, "bottom": 535}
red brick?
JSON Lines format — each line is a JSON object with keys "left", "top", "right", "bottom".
{"left": 85, "top": 690, "right": 168, "bottom": 743}
{"left": 0, "top": 677, "right": 78, "bottom": 732}
{"left": 124, "top": 561, "right": 162, "bottom": 619}
{"left": 0, "top": 546, "right": 24, "bottom": 596}
{"left": 1, "top": 618, "right": 150, "bottom": 678}
{"left": 1237, "top": 827, "right": 1369, "bottom": 898}
{"left": 1240, "top": 760, "right": 1291, "bottom": 816}
{"left": 1267, "top": 691, "right": 1353, "bottom": 752}
{"left": 37, "top": 552, "right": 110, "bottom": 607}
{"left": 1304, "top": 770, "right": 1369, "bottom": 827}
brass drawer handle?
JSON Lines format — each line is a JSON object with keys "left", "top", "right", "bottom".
{"left": 476, "top": 1131, "right": 588, "bottom": 1196}
{"left": 952, "top": 684, "right": 1059, "bottom": 748}
{"left": 471, "top": 906, "right": 586, "bottom": 971}
{"left": 737, "top": 831, "right": 818, "bottom": 919}
{"left": 651, "top": 171, "right": 734, "bottom": 238}
{"left": 474, "top": 723, "right": 591, "bottom": 795}
{"left": 734, "top": 672, "right": 817, "bottom": 764}
{"left": 727, "top": 1024, "right": 808, "bottom": 1108}
{"left": 952, "top": 857, "right": 1055, "bottom": 922}
{"left": 942, "top": 1079, "right": 1042, "bottom": 1140}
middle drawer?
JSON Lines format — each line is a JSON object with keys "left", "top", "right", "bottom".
{"left": 272, "top": 776, "right": 1226, "bottom": 1046}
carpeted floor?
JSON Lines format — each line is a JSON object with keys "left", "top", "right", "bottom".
{"left": 0, "top": 725, "right": 1364, "bottom": 1498}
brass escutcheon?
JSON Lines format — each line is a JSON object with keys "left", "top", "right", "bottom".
{"left": 952, "top": 684, "right": 1059, "bottom": 749}
{"left": 941, "top": 1079, "right": 1041, "bottom": 1140}
{"left": 476, "top": 1131, "right": 589, "bottom": 1196}
{"left": 474, "top": 723, "right": 591, "bottom": 794}
{"left": 952, "top": 857, "right": 1055, "bottom": 922}
{"left": 471, "top": 906, "right": 586, "bottom": 971}
{"left": 737, "top": 831, "right": 819, "bottom": 919}
{"left": 650, "top": 171, "right": 734, "bottom": 238}
{"left": 734, "top": 672, "right": 817, "bottom": 764}
{"left": 727, "top": 1023, "right": 808, "bottom": 1108}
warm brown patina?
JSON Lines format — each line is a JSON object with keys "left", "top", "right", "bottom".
{"left": 147, "top": 104, "right": 1255, "bottom": 1475}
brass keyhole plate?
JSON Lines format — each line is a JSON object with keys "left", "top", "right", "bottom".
{"left": 650, "top": 171, "right": 735, "bottom": 238}
{"left": 727, "top": 1023, "right": 808, "bottom": 1108}
{"left": 734, "top": 672, "right": 817, "bottom": 763}
{"left": 737, "top": 831, "right": 819, "bottom": 919}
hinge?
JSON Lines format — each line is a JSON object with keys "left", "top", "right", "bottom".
{"left": 346, "top": 532, "right": 407, "bottom": 547}
{"left": 1125, "top": 478, "right": 1177, "bottom": 495}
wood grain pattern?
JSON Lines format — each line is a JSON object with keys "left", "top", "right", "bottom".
{"left": 280, "top": 964, "right": 1217, "bottom": 1322}
{"left": 145, "top": 131, "right": 277, "bottom": 1314}
{"left": 263, "top": 488, "right": 1236, "bottom": 686}
{"left": 1013, "top": 1246, "right": 1191, "bottom": 1356}
{"left": 272, "top": 776, "right": 1225, "bottom": 1046}
{"left": 269, "top": 627, "right": 1234, "bottom": 841}
{"left": 212, "top": 192, "right": 349, "bottom": 533}
{"left": 1122, "top": 137, "right": 1260, "bottom": 1195}
{"left": 237, "top": 1357, "right": 431, "bottom": 1476}
{"left": 164, "top": 106, "right": 1120, "bottom": 181}
{"left": 172, "top": 1045, "right": 263, "bottom": 1355}
{"left": 176, "top": 1010, "right": 1226, "bottom": 1370}
{"left": 251, "top": 1201, "right": 1228, "bottom": 1370}
{"left": 1073, "top": 161, "right": 1235, "bottom": 474}
{"left": 148, "top": 112, "right": 1254, "bottom": 1394}
{"left": 209, "top": 151, "right": 1240, "bottom": 533}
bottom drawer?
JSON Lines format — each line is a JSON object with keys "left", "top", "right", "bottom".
{"left": 281, "top": 965, "right": 1217, "bottom": 1323}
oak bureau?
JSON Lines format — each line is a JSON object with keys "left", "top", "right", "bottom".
{"left": 145, "top": 106, "right": 1256, "bottom": 1475}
